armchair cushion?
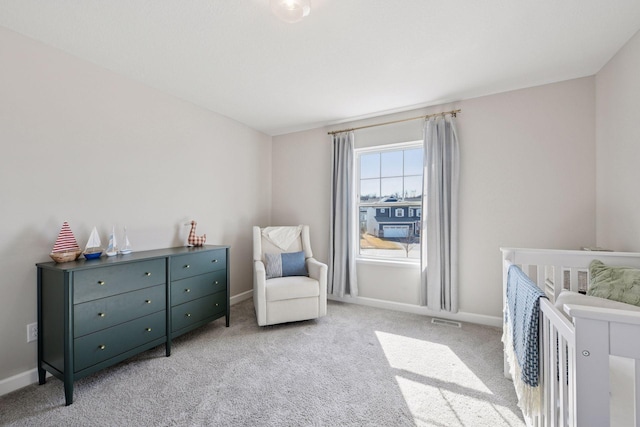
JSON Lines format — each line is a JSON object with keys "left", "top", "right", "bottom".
{"left": 266, "top": 276, "right": 320, "bottom": 302}
{"left": 265, "top": 251, "right": 309, "bottom": 279}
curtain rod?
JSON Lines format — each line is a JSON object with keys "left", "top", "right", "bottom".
{"left": 327, "top": 109, "right": 461, "bottom": 135}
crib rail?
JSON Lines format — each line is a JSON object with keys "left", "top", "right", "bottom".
{"left": 540, "top": 299, "right": 575, "bottom": 427}
{"left": 502, "top": 247, "right": 640, "bottom": 302}
{"left": 501, "top": 247, "right": 640, "bottom": 427}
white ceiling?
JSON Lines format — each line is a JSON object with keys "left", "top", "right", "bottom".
{"left": 1, "top": 1, "right": 640, "bottom": 136}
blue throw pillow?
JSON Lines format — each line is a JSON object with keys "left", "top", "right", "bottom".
{"left": 265, "top": 251, "right": 308, "bottom": 279}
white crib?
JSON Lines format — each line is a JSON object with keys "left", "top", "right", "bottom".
{"left": 501, "top": 248, "right": 640, "bottom": 427}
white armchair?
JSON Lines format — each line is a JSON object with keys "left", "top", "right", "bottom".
{"left": 253, "top": 225, "right": 327, "bottom": 326}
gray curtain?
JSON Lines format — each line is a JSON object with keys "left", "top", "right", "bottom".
{"left": 420, "top": 115, "right": 459, "bottom": 312}
{"left": 328, "top": 131, "right": 358, "bottom": 297}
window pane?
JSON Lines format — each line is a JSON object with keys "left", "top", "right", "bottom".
{"left": 404, "top": 148, "right": 423, "bottom": 175}
{"left": 360, "top": 179, "right": 380, "bottom": 201}
{"left": 404, "top": 175, "right": 422, "bottom": 199}
{"left": 381, "top": 151, "right": 403, "bottom": 177}
{"left": 360, "top": 153, "right": 380, "bottom": 179}
{"left": 356, "top": 142, "right": 422, "bottom": 262}
{"left": 359, "top": 203, "right": 420, "bottom": 260}
{"left": 381, "top": 177, "right": 402, "bottom": 199}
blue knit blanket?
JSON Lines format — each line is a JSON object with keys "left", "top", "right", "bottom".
{"left": 505, "top": 264, "right": 547, "bottom": 387}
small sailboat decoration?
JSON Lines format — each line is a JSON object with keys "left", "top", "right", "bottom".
{"left": 119, "top": 226, "right": 133, "bottom": 255}
{"left": 50, "top": 221, "right": 82, "bottom": 263}
{"left": 105, "top": 226, "right": 118, "bottom": 257}
{"left": 83, "top": 226, "right": 103, "bottom": 260}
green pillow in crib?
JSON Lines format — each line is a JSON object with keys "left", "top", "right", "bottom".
{"left": 588, "top": 260, "right": 640, "bottom": 306}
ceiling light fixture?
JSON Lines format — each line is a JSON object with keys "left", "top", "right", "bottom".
{"left": 270, "top": 0, "right": 311, "bottom": 23}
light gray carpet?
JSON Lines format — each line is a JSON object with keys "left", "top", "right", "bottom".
{"left": 0, "top": 300, "right": 524, "bottom": 426}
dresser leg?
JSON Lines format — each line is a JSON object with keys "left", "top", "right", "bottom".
{"left": 38, "top": 367, "right": 46, "bottom": 385}
{"left": 64, "top": 381, "right": 73, "bottom": 406}
{"left": 166, "top": 341, "right": 171, "bottom": 357}
{"left": 226, "top": 315, "right": 230, "bottom": 327}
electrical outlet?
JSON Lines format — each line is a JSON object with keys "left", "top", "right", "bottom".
{"left": 27, "top": 322, "right": 38, "bottom": 343}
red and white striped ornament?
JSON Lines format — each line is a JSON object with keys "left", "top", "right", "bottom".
{"left": 52, "top": 221, "right": 80, "bottom": 253}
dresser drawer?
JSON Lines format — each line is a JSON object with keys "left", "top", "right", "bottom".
{"left": 170, "top": 249, "right": 226, "bottom": 281}
{"left": 74, "top": 285, "right": 166, "bottom": 338}
{"left": 74, "top": 259, "right": 166, "bottom": 303}
{"left": 74, "top": 310, "right": 166, "bottom": 372}
{"left": 171, "top": 270, "right": 227, "bottom": 306}
{"left": 171, "top": 292, "right": 226, "bottom": 332}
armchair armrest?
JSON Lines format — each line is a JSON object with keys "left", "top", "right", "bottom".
{"left": 307, "top": 257, "right": 328, "bottom": 317}
{"left": 306, "top": 257, "right": 327, "bottom": 281}
{"left": 254, "top": 260, "right": 266, "bottom": 284}
{"left": 253, "top": 260, "right": 268, "bottom": 326}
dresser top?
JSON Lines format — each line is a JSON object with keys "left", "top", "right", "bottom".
{"left": 36, "top": 245, "right": 229, "bottom": 271}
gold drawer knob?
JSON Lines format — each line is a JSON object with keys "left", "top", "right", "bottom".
{"left": 212, "top": 259, "right": 218, "bottom": 263}
{"left": 214, "top": 281, "right": 219, "bottom": 285}
{"left": 184, "top": 264, "right": 190, "bottom": 269}
{"left": 98, "top": 281, "right": 105, "bottom": 286}
{"left": 186, "top": 313, "right": 192, "bottom": 317}
{"left": 98, "top": 312, "right": 106, "bottom": 317}
{"left": 98, "top": 345, "right": 106, "bottom": 350}
{"left": 215, "top": 303, "right": 219, "bottom": 307}
{"left": 145, "top": 300, "right": 152, "bottom": 304}
{"left": 185, "top": 288, "right": 191, "bottom": 293}
{"left": 145, "top": 328, "right": 152, "bottom": 332}
{"left": 145, "top": 272, "right": 152, "bottom": 276}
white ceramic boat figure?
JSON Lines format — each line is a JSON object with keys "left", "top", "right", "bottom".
{"left": 105, "top": 225, "right": 118, "bottom": 256}
{"left": 83, "top": 226, "right": 103, "bottom": 259}
{"left": 119, "top": 226, "right": 133, "bottom": 255}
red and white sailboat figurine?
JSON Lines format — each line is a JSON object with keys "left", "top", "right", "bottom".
{"left": 50, "top": 221, "right": 82, "bottom": 263}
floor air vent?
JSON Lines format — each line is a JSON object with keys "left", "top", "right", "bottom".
{"left": 431, "top": 318, "right": 462, "bottom": 328}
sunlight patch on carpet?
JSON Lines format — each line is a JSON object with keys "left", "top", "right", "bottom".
{"left": 375, "top": 330, "right": 490, "bottom": 393}
{"left": 376, "top": 330, "right": 524, "bottom": 426}
{"left": 395, "top": 376, "right": 523, "bottom": 427}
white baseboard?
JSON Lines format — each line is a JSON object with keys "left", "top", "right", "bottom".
{"left": 0, "top": 291, "right": 254, "bottom": 398}
{"left": 328, "top": 294, "right": 502, "bottom": 328}
{"left": 0, "top": 369, "right": 51, "bottom": 397}
{"left": 230, "top": 289, "right": 252, "bottom": 305}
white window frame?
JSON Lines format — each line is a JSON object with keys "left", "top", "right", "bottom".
{"left": 355, "top": 140, "right": 422, "bottom": 264}
{"left": 395, "top": 208, "right": 405, "bottom": 217}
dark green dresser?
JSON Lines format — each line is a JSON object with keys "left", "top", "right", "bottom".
{"left": 36, "top": 245, "right": 230, "bottom": 406}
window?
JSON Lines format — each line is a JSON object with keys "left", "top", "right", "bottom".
{"left": 357, "top": 141, "right": 423, "bottom": 261}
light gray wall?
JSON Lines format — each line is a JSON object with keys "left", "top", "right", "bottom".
{"left": 459, "top": 78, "right": 596, "bottom": 316}
{"left": 272, "top": 77, "right": 596, "bottom": 319}
{"left": 270, "top": 127, "right": 330, "bottom": 260}
{"left": 596, "top": 30, "right": 640, "bottom": 251}
{"left": 0, "top": 28, "right": 271, "bottom": 382}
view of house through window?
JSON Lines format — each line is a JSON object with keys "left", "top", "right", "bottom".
{"left": 357, "top": 141, "right": 423, "bottom": 260}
